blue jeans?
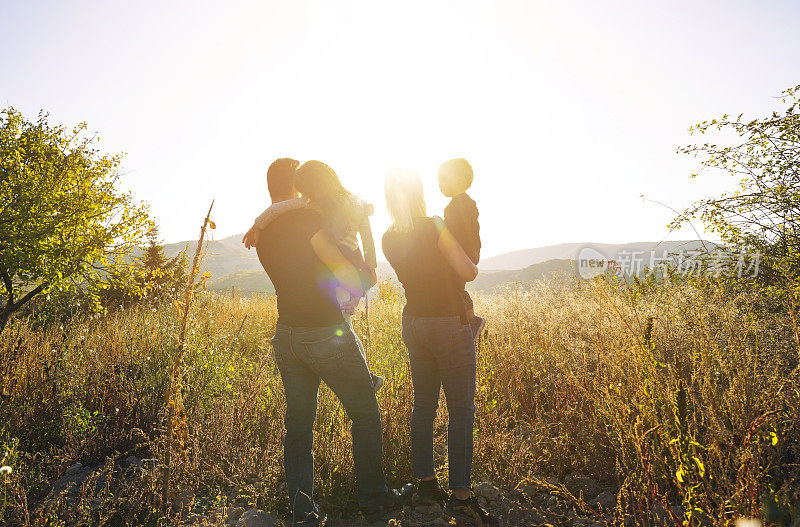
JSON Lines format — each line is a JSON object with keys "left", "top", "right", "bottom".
{"left": 271, "top": 322, "right": 388, "bottom": 522}
{"left": 401, "top": 315, "right": 477, "bottom": 490}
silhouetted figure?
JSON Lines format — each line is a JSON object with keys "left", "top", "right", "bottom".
{"left": 382, "top": 170, "right": 497, "bottom": 525}
{"left": 438, "top": 158, "right": 485, "bottom": 342}
{"left": 248, "top": 158, "right": 412, "bottom": 525}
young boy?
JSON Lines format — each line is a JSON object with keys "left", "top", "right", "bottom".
{"left": 438, "top": 158, "right": 486, "bottom": 342}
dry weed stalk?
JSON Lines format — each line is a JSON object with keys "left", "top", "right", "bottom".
{"left": 161, "top": 200, "right": 215, "bottom": 508}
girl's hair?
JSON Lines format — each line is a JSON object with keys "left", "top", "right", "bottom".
{"left": 385, "top": 169, "right": 427, "bottom": 233}
{"left": 295, "top": 160, "right": 360, "bottom": 238}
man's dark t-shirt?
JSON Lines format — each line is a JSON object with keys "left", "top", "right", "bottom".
{"left": 256, "top": 209, "right": 344, "bottom": 327}
{"left": 382, "top": 216, "right": 465, "bottom": 319}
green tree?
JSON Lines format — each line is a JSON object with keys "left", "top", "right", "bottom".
{"left": 0, "top": 107, "right": 151, "bottom": 333}
{"left": 138, "top": 226, "right": 187, "bottom": 301}
{"left": 672, "top": 85, "right": 800, "bottom": 287}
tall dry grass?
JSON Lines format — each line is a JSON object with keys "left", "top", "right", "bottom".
{"left": 1, "top": 276, "right": 798, "bottom": 525}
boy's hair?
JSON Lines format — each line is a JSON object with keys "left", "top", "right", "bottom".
{"left": 267, "top": 158, "right": 300, "bottom": 200}
{"left": 438, "top": 158, "right": 474, "bottom": 193}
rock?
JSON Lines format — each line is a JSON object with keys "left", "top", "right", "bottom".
{"left": 121, "top": 455, "right": 142, "bottom": 468}
{"left": 592, "top": 490, "right": 617, "bottom": 510}
{"left": 225, "top": 507, "right": 246, "bottom": 526}
{"left": 474, "top": 482, "right": 502, "bottom": 502}
{"left": 52, "top": 464, "right": 98, "bottom": 497}
{"left": 415, "top": 503, "right": 442, "bottom": 515}
{"left": 564, "top": 474, "right": 602, "bottom": 500}
{"left": 236, "top": 509, "right": 274, "bottom": 527}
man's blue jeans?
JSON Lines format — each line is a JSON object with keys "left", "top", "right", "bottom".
{"left": 271, "top": 321, "right": 388, "bottom": 522}
{"left": 401, "top": 315, "right": 477, "bottom": 491}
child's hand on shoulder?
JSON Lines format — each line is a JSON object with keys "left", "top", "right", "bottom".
{"left": 242, "top": 226, "right": 260, "bottom": 249}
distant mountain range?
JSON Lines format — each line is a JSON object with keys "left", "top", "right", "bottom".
{"left": 162, "top": 235, "right": 716, "bottom": 294}
{"left": 477, "top": 240, "right": 716, "bottom": 271}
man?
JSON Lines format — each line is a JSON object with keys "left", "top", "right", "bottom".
{"left": 244, "top": 158, "right": 413, "bottom": 526}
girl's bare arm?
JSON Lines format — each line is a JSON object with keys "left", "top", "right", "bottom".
{"left": 253, "top": 196, "right": 309, "bottom": 230}
{"left": 358, "top": 217, "right": 378, "bottom": 269}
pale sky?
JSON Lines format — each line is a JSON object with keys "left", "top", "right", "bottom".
{"left": 3, "top": 1, "right": 799, "bottom": 258}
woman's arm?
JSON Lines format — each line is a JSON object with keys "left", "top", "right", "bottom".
{"left": 358, "top": 217, "right": 378, "bottom": 269}
{"left": 436, "top": 219, "right": 479, "bottom": 282}
{"left": 310, "top": 230, "right": 363, "bottom": 313}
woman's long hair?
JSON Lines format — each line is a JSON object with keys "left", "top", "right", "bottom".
{"left": 385, "top": 169, "right": 427, "bottom": 233}
{"left": 295, "top": 161, "right": 359, "bottom": 238}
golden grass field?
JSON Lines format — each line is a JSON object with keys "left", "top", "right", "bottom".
{"left": 1, "top": 277, "right": 798, "bottom": 526}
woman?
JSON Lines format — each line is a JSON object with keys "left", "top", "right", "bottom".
{"left": 382, "top": 170, "right": 497, "bottom": 525}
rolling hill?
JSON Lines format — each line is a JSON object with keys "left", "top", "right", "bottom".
{"left": 162, "top": 235, "right": 716, "bottom": 293}
{"left": 478, "top": 240, "right": 716, "bottom": 271}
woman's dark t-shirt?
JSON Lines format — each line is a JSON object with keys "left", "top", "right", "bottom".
{"left": 256, "top": 209, "right": 345, "bottom": 327}
{"left": 382, "top": 217, "right": 465, "bottom": 318}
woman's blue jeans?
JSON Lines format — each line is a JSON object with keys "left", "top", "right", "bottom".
{"left": 401, "top": 315, "right": 477, "bottom": 490}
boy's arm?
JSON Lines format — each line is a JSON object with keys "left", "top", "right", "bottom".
{"left": 253, "top": 197, "right": 309, "bottom": 230}
{"left": 358, "top": 216, "right": 378, "bottom": 269}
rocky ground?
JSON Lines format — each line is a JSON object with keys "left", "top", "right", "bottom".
{"left": 36, "top": 456, "right": 687, "bottom": 526}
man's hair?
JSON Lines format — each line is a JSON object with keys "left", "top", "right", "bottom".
{"left": 267, "top": 158, "right": 300, "bottom": 199}
{"left": 438, "top": 158, "right": 474, "bottom": 193}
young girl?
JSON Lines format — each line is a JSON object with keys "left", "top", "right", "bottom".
{"left": 247, "top": 160, "right": 383, "bottom": 390}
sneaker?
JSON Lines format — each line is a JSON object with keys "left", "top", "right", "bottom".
{"left": 446, "top": 495, "right": 498, "bottom": 526}
{"left": 470, "top": 316, "right": 486, "bottom": 343}
{"left": 371, "top": 374, "right": 385, "bottom": 392}
{"left": 413, "top": 478, "right": 447, "bottom": 506}
{"left": 294, "top": 503, "right": 327, "bottom": 526}
{"left": 361, "top": 484, "right": 415, "bottom": 522}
